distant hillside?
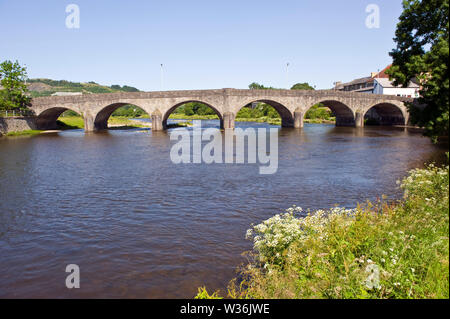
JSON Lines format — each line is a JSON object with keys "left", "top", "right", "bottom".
{"left": 27, "top": 79, "right": 140, "bottom": 97}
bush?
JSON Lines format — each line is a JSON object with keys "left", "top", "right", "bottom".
{"left": 236, "top": 107, "right": 252, "bottom": 118}
{"left": 184, "top": 104, "right": 194, "bottom": 116}
{"left": 111, "top": 105, "right": 145, "bottom": 117}
{"left": 84, "top": 86, "right": 112, "bottom": 94}
{"left": 305, "top": 104, "right": 332, "bottom": 120}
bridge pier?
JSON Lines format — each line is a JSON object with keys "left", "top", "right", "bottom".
{"left": 294, "top": 111, "right": 304, "bottom": 128}
{"left": 355, "top": 112, "right": 364, "bottom": 128}
{"left": 83, "top": 113, "right": 95, "bottom": 132}
{"left": 152, "top": 110, "right": 163, "bottom": 131}
{"left": 222, "top": 112, "right": 235, "bottom": 129}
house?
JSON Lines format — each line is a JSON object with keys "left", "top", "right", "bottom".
{"left": 334, "top": 65, "right": 419, "bottom": 125}
{"left": 334, "top": 64, "right": 392, "bottom": 93}
{"left": 333, "top": 76, "right": 375, "bottom": 93}
{"left": 334, "top": 64, "right": 420, "bottom": 98}
{"left": 373, "top": 78, "right": 420, "bottom": 98}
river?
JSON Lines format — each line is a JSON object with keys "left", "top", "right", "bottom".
{"left": 0, "top": 120, "right": 446, "bottom": 298}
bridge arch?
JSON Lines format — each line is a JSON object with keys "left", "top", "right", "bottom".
{"left": 304, "top": 100, "right": 355, "bottom": 126}
{"left": 36, "top": 107, "right": 83, "bottom": 130}
{"left": 94, "top": 102, "right": 150, "bottom": 130}
{"left": 235, "top": 99, "right": 294, "bottom": 127}
{"left": 162, "top": 100, "right": 223, "bottom": 129}
{"left": 363, "top": 102, "right": 407, "bottom": 126}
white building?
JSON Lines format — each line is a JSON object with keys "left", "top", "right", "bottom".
{"left": 373, "top": 78, "right": 419, "bottom": 98}
{"left": 51, "top": 92, "right": 83, "bottom": 96}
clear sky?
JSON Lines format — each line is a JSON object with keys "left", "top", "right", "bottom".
{"left": 0, "top": 0, "right": 404, "bottom": 91}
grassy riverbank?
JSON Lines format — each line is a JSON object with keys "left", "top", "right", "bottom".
{"left": 236, "top": 117, "right": 335, "bottom": 125}
{"left": 56, "top": 116, "right": 150, "bottom": 129}
{"left": 168, "top": 114, "right": 219, "bottom": 120}
{"left": 57, "top": 116, "right": 84, "bottom": 129}
{"left": 197, "top": 161, "right": 449, "bottom": 299}
{"left": 4, "top": 130, "right": 43, "bottom": 137}
{"left": 57, "top": 116, "right": 192, "bottom": 129}
{"left": 168, "top": 114, "right": 335, "bottom": 125}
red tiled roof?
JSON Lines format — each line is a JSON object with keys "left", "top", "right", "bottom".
{"left": 372, "top": 64, "right": 392, "bottom": 78}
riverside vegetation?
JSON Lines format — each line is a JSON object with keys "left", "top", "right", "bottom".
{"left": 196, "top": 160, "right": 449, "bottom": 299}
{"left": 167, "top": 100, "right": 335, "bottom": 124}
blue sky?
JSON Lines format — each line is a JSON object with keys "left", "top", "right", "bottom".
{"left": 0, "top": 0, "right": 404, "bottom": 91}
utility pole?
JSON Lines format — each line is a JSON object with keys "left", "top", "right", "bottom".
{"left": 160, "top": 64, "right": 164, "bottom": 91}
{"left": 286, "top": 62, "right": 290, "bottom": 89}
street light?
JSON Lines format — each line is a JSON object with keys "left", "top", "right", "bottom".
{"left": 160, "top": 64, "right": 164, "bottom": 91}
{"left": 286, "top": 63, "right": 290, "bottom": 89}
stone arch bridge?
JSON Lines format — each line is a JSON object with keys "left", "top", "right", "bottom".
{"left": 30, "top": 88, "right": 412, "bottom": 131}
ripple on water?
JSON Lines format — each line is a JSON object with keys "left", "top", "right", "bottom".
{"left": 0, "top": 122, "right": 446, "bottom": 298}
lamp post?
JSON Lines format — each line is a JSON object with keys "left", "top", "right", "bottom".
{"left": 286, "top": 63, "right": 290, "bottom": 89}
{"left": 160, "top": 64, "right": 164, "bottom": 91}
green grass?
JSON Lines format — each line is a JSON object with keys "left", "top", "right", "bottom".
{"left": 4, "top": 130, "right": 43, "bottom": 137}
{"left": 197, "top": 160, "right": 450, "bottom": 299}
{"left": 236, "top": 117, "right": 336, "bottom": 125}
{"left": 27, "top": 78, "right": 139, "bottom": 97}
{"left": 56, "top": 116, "right": 151, "bottom": 129}
{"left": 235, "top": 117, "right": 281, "bottom": 125}
{"left": 57, "top": 113, "right": 336, "bottom": 130}
{"left": 107, "top": 116, "right": 148, "bottom": 128}
{"left": 168, "top": 114, "right": 335, "bottom": 125}
{"left": 168, "top": 114, "right": 219, "bottom": 120}
{"left": 304, "top": 118, "right": 335, "bottom": 124}
{"left": 57, "top": 116, "right": 84, "bottom": 129}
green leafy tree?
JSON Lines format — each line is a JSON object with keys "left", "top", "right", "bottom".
{"left": 305, "top": 104, "right": 332, "bottom": 120}
{"left": 248, "top": 82, "right": 276, "bottom": 90}
{"left": 121, "top": 85, "right": 139, "bottom": 92}
{"left": 387, "top": 0, "right": 449, "bottom": 141}
{"left": 290, "top": 82, "right": 314, "bottom": 90}
{"left": 0, "top": 60, "right": 31, "bottom": 111}
{"left": 184, "top": 104, "right": 194, "bottom": 116}
{"left": 265, "top": 107, "right": 280, "bottom": 118}
{"left": 196, "top": 103, "right": 216, "bottom": 115}
{"left": 236, "top": 107, "right": 252, "bottom": 118}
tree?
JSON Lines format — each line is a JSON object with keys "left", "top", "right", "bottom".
{"left": 0, "top": 60, "right": 31, "bottom": 111}
{"left": 387, "top": 0, "right": 449, "bottom": 142}
{"left": 248, "top": 82, "right": 276, "bottom": 90}
{"left": 184, "top": 104, "right": 194, "bottom": 116}
{"left": 121, "top": 85, "right": 139, "bottom": 92}
{"left": 290, "top": 82, "right": 314, "bottom": 90}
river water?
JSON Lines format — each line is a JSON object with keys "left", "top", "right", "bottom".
{"left": 0, "top": 120, "right": 446, "bottom": 298}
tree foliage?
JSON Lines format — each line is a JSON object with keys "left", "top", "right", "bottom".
{"left": 173, "top": 102, "right": 217, "bottom": 116}
{"left": 111, "top": 105, "right": 146, "bottom": 117}
{"left": 248, "top": 82, "right": 276, "bottom": 90}
{"left": 290, "top": 82, "right": 314, "bottom": 90}
{"left": 249, "top": 82, "right": 315, "bottom": 91}
{"left": 387, "top": 0, "right": 449, "bottom": 141}
{"left": 0, "top": 60, "right": 31, "bottom": 111}
{"left": 236, "top": 104, "right": 281, "bottom": 119}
